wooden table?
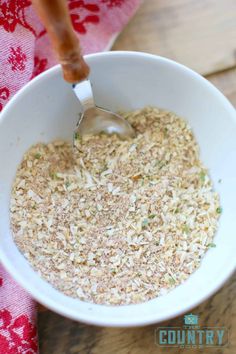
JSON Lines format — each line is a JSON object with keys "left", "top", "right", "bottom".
{"left": 39, "top": 1, "right": 236, "bottom": 352}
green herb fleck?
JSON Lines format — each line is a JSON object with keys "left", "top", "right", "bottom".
{"left": 169, "top": 277, "right": 176, "bottom": 285}
{"left": 174, "top": 208, "right": 179, "bottom": 214}
{"left": 149, "top": 214, "right": 155, "bottom": 219}
{"left": 164, "top": 127, "right": 168, "bottom": 137}
{"left": 142, "top": 218, "right": 149, "bottom": 228}
{"left": 111, "top": 269, "right": 117, "bottom": 275}
{"left": 50, "top": 172, "right": 58, "bottom": 180}
{"left": 74, "top": 132, "right": 79, "bottom": 140}
{"left": 34, "top": 153, "right": 41, "bottom": 159}
{"left": 216, "top": 207, "right": 222, "bottom": 214}
{"left": 155, "top": 241, "right": 159, "bottom": 246}
{"left": 207, "top": 242, "right": 216, "bottom": 248}
{"left": 100, "top": 163, "right": 108, "bottom": 173}
{"left": 200, "top": 171, "right": 206, "bottom": 183}
{"left": 182, "top": 224, "right": 190, "bottom": 234}
{"left": 158, "top": 161, "right": 166, "bottom": 169}
{"left": 65, "top": 181, "right": 70, "bottom": 188}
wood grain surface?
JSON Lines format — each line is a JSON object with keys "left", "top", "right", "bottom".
{"left": 208, "top": 68, "right": 236, "bottom": 106}
{"left": 113, "top": 0, "right": 236, "bottom": 76}
{"left": 39, "top": 0, "right": 236, "bottom": 352}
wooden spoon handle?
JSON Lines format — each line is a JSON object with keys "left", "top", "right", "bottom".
{"left": 32, "top": 0, "right": 90, "bottom": 83}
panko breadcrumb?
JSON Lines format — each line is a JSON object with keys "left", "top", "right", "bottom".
{"left": 10, "top": 107, "right": 221, "bottom": 305}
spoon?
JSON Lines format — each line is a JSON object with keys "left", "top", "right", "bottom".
{"left": 32, "top": 0, "right": 135, "bottom": 142}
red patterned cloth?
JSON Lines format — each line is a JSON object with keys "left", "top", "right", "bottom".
{"left": 0, "top": 267, "right": 37, "bottom": 353}
{"left": 0, "top": 0, "right": 141, "bottom": 111}
{"left": 0, "top": 1, "right": 141, "bottom": 353}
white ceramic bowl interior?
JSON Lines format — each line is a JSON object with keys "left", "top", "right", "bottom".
{"left": 0, "top": 52, "right": 236, "bottom": 327}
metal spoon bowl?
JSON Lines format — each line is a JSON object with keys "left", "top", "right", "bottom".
{"left": 72, "top": 80, "right": 135, "bottom": 144}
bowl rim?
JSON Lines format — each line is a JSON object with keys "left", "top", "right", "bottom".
{"left": 0, "top": 51, "right": 236, "bottom": 327}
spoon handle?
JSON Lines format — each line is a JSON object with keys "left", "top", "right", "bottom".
{"left": 32, "top": 0, "right": 90, "bottom": 83}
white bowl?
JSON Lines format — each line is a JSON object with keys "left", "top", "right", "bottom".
{"left": 0, "top": 52, "right": 236, "bottom": 327}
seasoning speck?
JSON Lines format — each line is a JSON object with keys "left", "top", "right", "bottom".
{"left": 207, "top": 243, "right": 216, "bottom": 248}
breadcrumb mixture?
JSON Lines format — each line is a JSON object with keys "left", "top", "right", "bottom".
{"left": 11, "top": 107, "right": 220, "bottom": 305}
